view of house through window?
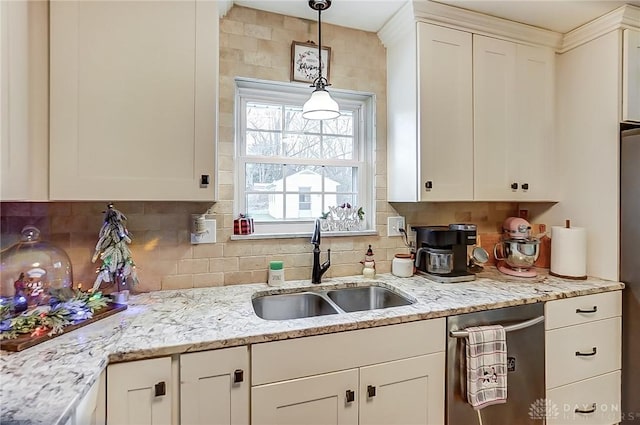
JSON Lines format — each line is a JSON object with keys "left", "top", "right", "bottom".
{"left": 236, "top": 79, "right": 375, "bottom": 234}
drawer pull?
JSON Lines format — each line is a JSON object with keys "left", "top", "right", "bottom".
{"left": 575, "top": 403, "right": 597, "bottom": 414}
{"left": 576, "top": 306, "right": 597, "bottom": 314}
{"left": 345, "top": 390, "right": 355, "bottom": 403}
{"left": 233, "top": 369, "right": 244, "bottom": 383}
{"left": 154, "top": 381, "right": 166, "bottom": 397}
{"left": 367, "top": 385, "right": 376, "bottom": 398}
{"left": 575, "top": 347, "right": 597, "bottom": 357}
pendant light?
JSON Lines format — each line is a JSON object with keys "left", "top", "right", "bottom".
{"left": 302, "top": 0, "right": 340, "bottom": 120}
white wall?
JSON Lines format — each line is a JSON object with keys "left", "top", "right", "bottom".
{"left": 527, "top": 30, "right": 621, "bottom": 281}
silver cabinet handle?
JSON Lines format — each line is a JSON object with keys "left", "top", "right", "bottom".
{"left": 449, "top": 315, "right": 544, "bottom": 338}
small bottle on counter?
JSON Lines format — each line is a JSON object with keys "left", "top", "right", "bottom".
{"left": 268, "top": 261, "right": 284, "bottom": 287}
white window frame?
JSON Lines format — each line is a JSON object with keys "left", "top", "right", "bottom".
{"left": 234, "top": 78, "right": 376, "bottom": 237}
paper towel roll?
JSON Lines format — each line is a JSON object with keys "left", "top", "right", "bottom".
{"left": 550, "top": 225, "right": 587, "bottom": 279}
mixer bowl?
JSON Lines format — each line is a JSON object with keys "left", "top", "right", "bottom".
{"left": 494, "top": 239, "right": 540, "bottom": 270}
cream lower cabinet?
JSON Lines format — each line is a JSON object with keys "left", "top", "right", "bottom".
{"left": 107, "top": 357, "right": 173, "bottom": 425}
{"left": 106, "top": 347, "right": 249, "bottom": 425}
{"left": 545, "top": 291, "right": 622, "bottom": 425}
{"left": 49, "top": 0, "right": 218, "bottom": 201}
{"left": 181, "top": 346, "right": 250, "bottom": 425}
{"left": 251, "top": 319, "right": 446, "bottom": 425}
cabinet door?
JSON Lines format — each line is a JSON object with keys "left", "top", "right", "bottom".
{"left": 473, "top": 35, "right": 518, "bottom": 201}
{"left": 515, "top": 44, "right": 555, "bottom": 201}
{"left": 359, "top": 353, "right": 445, "bottom": 425}
{"left": 181, "top": 347, "right": 249, "bottom": 425}
{"left": 49, "top": 0, "right": 217, "bottom": 201}
{"left": 0, "top": 0, "right": 48, "bottom": 200}
{"left": 252, "top": 369, "right": 359, "bottom": 425}
{"left": 418, "top": 23, "right": 473, "bottom": 201}
{"left": 107, "top": 357, "right": 172, "bottom": 425}
{"left": 623, "top": 29, "right": 640, "bottom": 122}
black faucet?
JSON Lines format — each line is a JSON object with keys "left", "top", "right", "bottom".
{"left": 311, "top": 219, "right": 331, "bottom": 284}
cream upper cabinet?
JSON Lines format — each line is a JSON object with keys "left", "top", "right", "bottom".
{"left": 0, "top": 0, "right": 48, "bottom": 201}
{"left": 107, "top": 357, "right": 173, "bottom": 425}
{"left": 386, "top": 22, "right": 473, "bottom": 202}
{"left": 49, "top": 0, "right": 217, "bottom": 201}
{"left": 417, "top": 23, "right": 474, "bottom": 201}
{"left": 623, "top": 28, "right": 640, "bottom": 122}
{"left": 474, "top": 35, "right": 555, "bottom": 201}
{"left": 181, "top": 346, "right": 250, "bottom": 425}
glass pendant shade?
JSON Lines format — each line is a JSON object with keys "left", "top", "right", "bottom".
{"left": 302, "top": 88, "right": 340, "bottom": 120}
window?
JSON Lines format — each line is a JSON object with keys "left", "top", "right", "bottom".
{"left": 235, "top": 78, "right": 375, "bottom": 235}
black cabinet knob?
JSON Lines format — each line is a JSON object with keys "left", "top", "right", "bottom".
{"left": 154, "top": 381, "right": 166, "bottom": 397}
{"left": 522, "top": 183, "right": 529, "bottom": 190}
{"left": 367, "top": 385, "right": 376, "bottom": 398}
{"left": 425, "top": 181, "right": 433, "bottom": 190}
{"left": 200, "top": 174, "right": 210, "bottom": 185}
{"left": 510, "top": 182, "right": 518, "bottom": 190}
{"left": 345, "top": 390, "right": 355, "bottom": 403}
{"left": 233, "top": 369, "right": 244, "bottom": 383}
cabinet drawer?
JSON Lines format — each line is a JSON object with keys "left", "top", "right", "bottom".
{"left": 252, "top": 319, "right": 445, "bottom": 385}
{"left": 546, "top": 370, "right": 621, "bottom": 425}
{"left": 545, "top": 291, "right": 621, "bottom": 330}
{"left": 546, "top": 317, "right": 621, "bottom": 389}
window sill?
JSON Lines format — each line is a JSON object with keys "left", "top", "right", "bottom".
{"left": 230, "top": 230, "right": 378, "bottom": 241}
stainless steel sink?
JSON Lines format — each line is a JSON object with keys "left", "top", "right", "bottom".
{"left": 252, "top": 292, "right": 338, "bottom": 320}
{"left": 327, "top": 286, "right": 414, "bottom": 312}
{"left": 252, "top": 284, "right": 415, "bottom": 320}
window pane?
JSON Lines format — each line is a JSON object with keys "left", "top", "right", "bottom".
{"left": 247, "top": 193, "right": 282, "bottom": 221}
{"left": 324, "top": 136, "right": 353, "bottom": 160}
{"left": 284, "top": 107, "right": 320, "bottom": 133}
{"left": 245, "top": 163, "right": 283, "bottom": 190}
{"left": 323, "top": 111, "right": 353, "bottom": 136}
{"left": 246, "top": 103, "right": 281, "bottom": 131}
{"left": 324, "top": 166, "right": 355, "bottom": 192}
{"left": 283, "top": 164, "right": 324, "bottom": 191}
{"left": 283, "top": 134, "right": 321, "bottom": 159}
{"left": 324, "top": 194, "right": 355, "bottom": 209}
{"left": 285, "top": 193, "right": 320, "bottom": 219}
{"left": 246, "top": 131, "right": 282, "bottom": 156}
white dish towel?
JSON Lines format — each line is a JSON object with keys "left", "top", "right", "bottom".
{"left": 465, "top": 325, "right": 508, "bottom": 410}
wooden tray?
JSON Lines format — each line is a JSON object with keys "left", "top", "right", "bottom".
{"left": 0, "top": 302, "right": 127, "bottom": 352}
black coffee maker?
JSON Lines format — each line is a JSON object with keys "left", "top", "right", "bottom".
{"left": 412, "top": 224, "right": 477, "bottom": 283}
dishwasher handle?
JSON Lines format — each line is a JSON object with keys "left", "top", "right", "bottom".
{"left": 449, "top": 315, "right": 545, "bottom": 338}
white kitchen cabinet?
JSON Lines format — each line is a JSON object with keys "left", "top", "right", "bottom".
{"left": 76, "top": 371, "right": 106, "bottom": 425}
{"left": 252, "top": 369, "right": 359, "bottom": 425}
{"left": 49, "top": 0, "right": 217, "bottom": 201}
{"left": 0, "top": 0, "right": 48, "bottom": 201}
{"left": 474, "top": 35, "right": 555, "bottom": 201}
{"left": 181, "top": 346, "right": 250, "bottom": 425}
{"left": 359, "top": 353, "right": 445, "bottom": 425}
{"left": 545, "top": 292, "right": 622, "bottom": 425}
{"left": 623, "top": 28, "right": 640, "bottom": 122}
{"left": 107, "top": 357, "right": 173, "bottom": 425}
{"left": 251, "top": 319, "right": 446, "bottom": 425}
{"left": 385, "top": 22, "right": 473, "bottom": 202}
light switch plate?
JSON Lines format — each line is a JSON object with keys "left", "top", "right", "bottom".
{"left": 387, "top": 216, "right": 405, "bottom": 237}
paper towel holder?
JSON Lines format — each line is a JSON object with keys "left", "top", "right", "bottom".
{"left": 549, "top": 219, "right": 588, "bottom": 280}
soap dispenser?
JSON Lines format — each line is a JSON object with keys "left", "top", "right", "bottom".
{"left": 361, "top": 245, "right": 376, "bottom": 279}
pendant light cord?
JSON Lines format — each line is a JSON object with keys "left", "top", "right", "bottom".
{"left": 317, "top": 6, "right": 323, "bottom": 81}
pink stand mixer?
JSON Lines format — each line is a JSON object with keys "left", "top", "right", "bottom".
{"left": 494, "top": 217, "right": 541, "bottom": 277}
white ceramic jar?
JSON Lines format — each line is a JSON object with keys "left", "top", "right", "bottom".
{"left": 392, "top": 254, "right": 413, "bottom": 278}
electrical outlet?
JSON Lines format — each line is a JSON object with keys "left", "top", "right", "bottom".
{"left": 191, "top": 214, "right": 217, "bottom": 244}
{"left": 387, "top": 216, "right": 405, "bottom": 237}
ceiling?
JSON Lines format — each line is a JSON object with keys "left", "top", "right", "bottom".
{"left": 231, "top": 0, "right": 640, "bottom": 33}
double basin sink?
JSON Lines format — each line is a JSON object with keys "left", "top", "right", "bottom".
{"left": 252, "top": 284, "right": 416, "bottom": 320}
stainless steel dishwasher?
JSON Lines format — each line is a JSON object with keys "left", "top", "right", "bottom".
{"left": 446, "top": 303, "right": 545, "bottom": 424}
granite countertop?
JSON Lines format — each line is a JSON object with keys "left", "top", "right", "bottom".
{"left": 0, "top": 268, "right": 624, "bottom": 425}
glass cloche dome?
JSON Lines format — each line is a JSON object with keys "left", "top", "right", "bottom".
{"left": 0, "top": 226, "right": 73, "bottom": 306}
